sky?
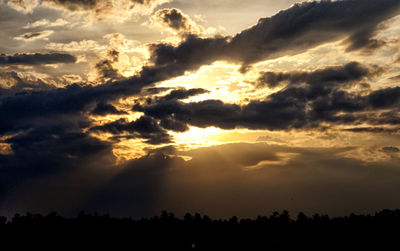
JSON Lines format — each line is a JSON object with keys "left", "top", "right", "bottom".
{"left": 1, "top": 0, "right": 400, "bottom": 219}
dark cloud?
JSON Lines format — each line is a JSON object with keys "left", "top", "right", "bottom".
{"left": 226, "top": 0, "right": 400, "bottom": 65}
{"left": 154, "top": 8, "right": 190, "bottom": 31}
{"left": 158, "top": 88, "right": 208, "bottom": 101}
{"left": 44, "top": 0, "right": 160, "bottom": 10}
{"left": 382, "top": 146, "right": 400, "bottom": 153}
{"left": 0, "top": 126, "right": 116, "bottom": 203}
{"left": 146, "top": 35, "right": 229, "bottom": 82}
{"left": 95, "top": 59, "right": 121, "bottom": 80}
{"left": 0, "top": 53, "right": 76, "bottom": 66}
{"left": 90, "top": 116, "right": 172, "bottom": 144}
{"left": 135, "top": 71, "right": 400, "bottom": 132}
{"left": 20, "top": 31, "right": 44, "bottom": 39}
{"left": 1, "top": 0, "right": 396, "bottom": 137}
{"left": 90, "top": 102, "right": 127, "bottom": 116}
{"left": 257, "top": 62, "right": 370, "bottom": 88}
{"left": 145, "top": 0, "right": 400, "bottom": 77}
{"left": 45, "top": 0, "right": 98, "bottom": 11}
{"left": 343, "top": 127, "right": 400, "bottom": 133}
{"left": 368, "top": 87, "right": 400, "bottom": 109}
{"left": 95, "top": 49, "right": 123, "bottom": 81}
{"left": 151, "top": 8, "right": 203, "bottom": 36}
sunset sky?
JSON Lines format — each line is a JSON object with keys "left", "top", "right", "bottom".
{"left": 1, "top": 0, "right": 400, "bottom": 219}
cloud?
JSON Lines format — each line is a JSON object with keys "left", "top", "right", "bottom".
{"left": 6, "top": 0, "right": 171, "bottom": 22}
{"left": 1, "top": 0, "right": 400, "bottom": 218}
{"left": 0, "top": 0, "right": 399, "bottom": 145}
{"left": 134, "top": 66, "right": 400, "bottom": 132}
{"left": 90, "top": 116, "right": 172, "bottom": 144}
{"left": 343, "top": 127, "right": 400, "bottom": 133}
{"left": 95, "top": 59, "right": 122, "bottom": 80}
{"left": 368, "top": 87, "right": 400, "bottom": 109}
{"left": 45, "top": 40, "right": 105, "bottom": 52}
{"left": 23, "top": 18, "right": 69, "bottom": 29}
{"left": 256, "top": 62, "right": 371, "bottom": 88}
{"left": 149, "top": 8, "right": 205, "bottom": 36}
{"left": 226, "top": 0, "right": 400, "bottom": 65}
{"left": 157, "top": 88, "right": 209, "bottom": 101}
{"left": 146, "top": 0, "right": 400, "bottom": 72}
{"left": 90, "top": 102, "right": 127, "bottom": 116}
{"left": 11, "top": 0, "right": 172, "bottom": 22}
{"left": 15, "top": 30, "right": 54, "bottom": 41}
{"left": 382, "top": 146, "right": 400, "bottom": 153}
{"left": 0, "top": 71, "right": 55, "bottom": 96}
{"left": 0, "top": 53, "right": 77, "bottom": 65}
{"left": 7, "top": 0, "right": 39, "bottom": 14}
{"left": 0, "top": 127, "right": 117, "bottom": 212}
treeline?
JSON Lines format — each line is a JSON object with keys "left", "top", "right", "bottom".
{"left": 1, "top": 209, "right": 400, "bottom": 249}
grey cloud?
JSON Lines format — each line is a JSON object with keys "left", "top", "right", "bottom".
{"left": 44, "top": 0, "right": 160, "bottom": 11}
{"left": 90, "top": 116, "right": 172, "bottom": 144}
{"left": 157, "top": 88, "right": 209, "bottom": 101}
{"left": 95, "top": 59, "right": 122, "bottom": 80}
{"left": 151, "top": 8, "right": 203, "bottom": 36}
{"left": 382, "top": 146, "right": 400, "bottom": 153}
{"left": 257, "top": 62, "right": 370, "bottom": 88}
{"left": 0, "top": 53, "right": 76, "bottom": 65}
{"left": 90, "top": 102, "right": 127, "bottom": 116}
{"left": 20, "top": 31, "right": 43, "bottom": 39}
{"left": 368, "top": 87, "right": 400, "bottom": 109}
{"left": 135, "top": 74, "right": 400, "bottom": 132}
{"left": 146, "top": 0, "right": 400, "bottom": 77}
{"left": 343, "top": 127, "right": 400, "bottom": 133}
{"left": 1, "top": 0, "right": 396, "bottom": 136}
{"left": 226, "top": 0, "right": 400, "bottom": 65}
{"left": 154, "top": 8, "right": 190, "bottom": 31}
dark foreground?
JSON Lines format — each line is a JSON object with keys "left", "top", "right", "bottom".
{"left": 1, "top": 210, "right": 400, "bottom": 250}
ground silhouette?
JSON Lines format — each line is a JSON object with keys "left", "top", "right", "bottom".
{"left": 1, "top": 209, "right": 400, "bottom": 250}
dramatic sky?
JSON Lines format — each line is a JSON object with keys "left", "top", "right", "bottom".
{"left": 1, "top": 0, "right": 400, "bottom": 218}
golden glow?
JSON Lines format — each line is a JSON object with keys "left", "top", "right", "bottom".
{"left": 244, "top": 152, "right": 300, "bottom": 170}
{"left": 155, "top": 61, "right": 276, "bottom": 104}
{"left": 0, "top": 143, "right": 12, "bottom": 155}
{"left": 79, "top": 23, "right": 400, "bottom": 165}
{"left": 112, "top": 138, "right": 149, "bottom": 162}
{"left": 171, "top": 126, "right": 226, "bottom": 151}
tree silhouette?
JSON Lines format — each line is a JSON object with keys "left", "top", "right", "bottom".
{"left": 0, "top": 209, "right": 399, "bottom": 249}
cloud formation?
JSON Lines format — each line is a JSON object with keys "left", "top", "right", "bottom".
{"left": 1, "top": 0, "right": 400, "bottom": 218}
{"left": 134, "top": 63, "right": 400, "bottom": 132}
{"left": 149, "top": 8, "right": 205, "bottom": 36}
{"left": 90, "top": 116, "right": 172, "bottom": 144}
{"left": 7, "top": 0, "right": 171, "bottom": 21}
{"left": 256, "top": 62, "right": 371, "bottom": 88}
{"left": 15, "top": 30, "right": 54, "bottom": 41}
{"left": 0, "top": 53, "right": 76, "bottom": 65}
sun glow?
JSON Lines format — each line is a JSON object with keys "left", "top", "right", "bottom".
{"left": 171, "top": 126, "right": 226, "bottom": 150}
